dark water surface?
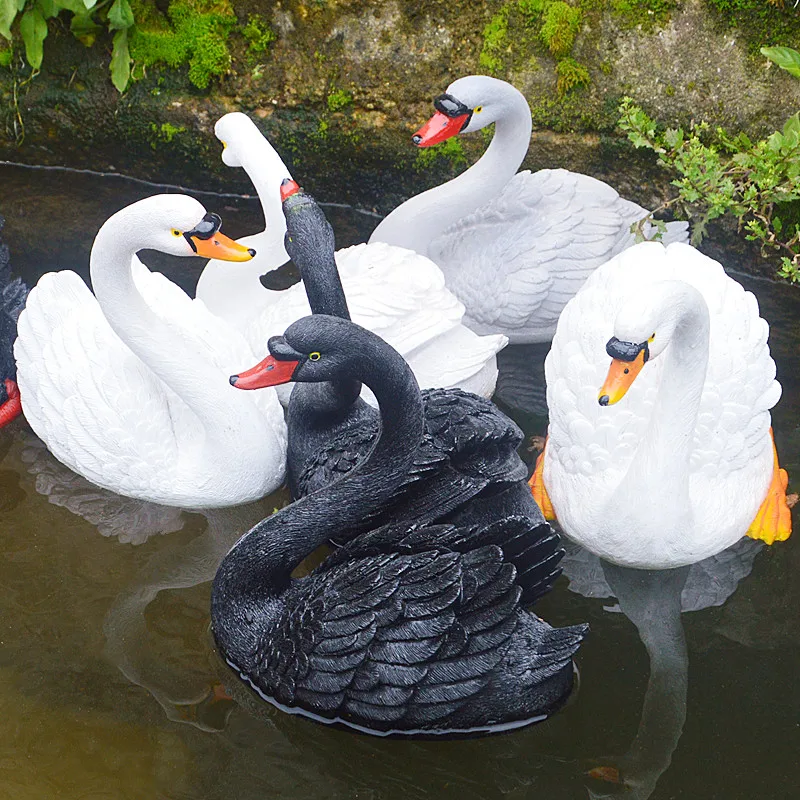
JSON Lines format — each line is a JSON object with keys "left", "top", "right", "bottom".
{"left": 0, "top": 163, "right": 798, "bottom": 800}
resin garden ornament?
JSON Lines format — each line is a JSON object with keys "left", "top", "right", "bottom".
{"left": 0, "top": 215, "right": 27, "bottom": 428}
{"left": 266, "top": 181, "right": 551, "bottom": 558}
{"left": 212, "top": 314, "right": 587, "bottom": 735}
{"left": 530, "top": 242, "right": 793, "bottom": 569}
{"left": 370, "top": 75, "right": 690, "bottom": 344}
{"left": 14, "top": 195, "right": 287, "bottom": 508}
{"left": 197, "top": 112, "right": 506, "bottom": 402}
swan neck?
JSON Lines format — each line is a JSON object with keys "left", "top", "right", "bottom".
{"left": 215, "top": 338, "right": 423, "bottom": 594}
{"left": 89, "top": 225, "right": 248, "bottom": 440}
{"left": 369, "top": 88, "right": 532, "bottom": 255}
{"left": 624, "top": 284, "right": 710, "bottom": 511}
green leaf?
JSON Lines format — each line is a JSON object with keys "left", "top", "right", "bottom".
{"left": 761, "top": 46, "right": 800, "bottom": 79}
{"left": 110, "top": 28, "right": 130, "bottom": 92}
{"left": 108, "top": 0, "right": 133, "bottom": 31}
{"left": 36, "top": 0, "right": 59, "bottom": 19}
{"left": 19, "top": 6, "right": 47, "bottom": 69}
{"left": 82, "top": 0, "right": 97, "bottom": 10}
{"left": 0, "top": 0, "right": 16, "bottom": 40}
{"left": 70, "top": 12, "right": 101, "bottom": 47}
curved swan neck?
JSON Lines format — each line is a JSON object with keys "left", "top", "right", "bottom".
{"left": 215, "top": 331, "right": 424, "bottom": 595}
{"left": 370, "top": 81, "right": 532, "bottom": 255}
{"left": 619, "top": 283, "right": 710, "bottom": 511}
{"left": 90, "top": 217, "right": 252, "bottom": 442}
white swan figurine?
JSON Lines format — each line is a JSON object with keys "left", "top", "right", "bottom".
{"left": 14, "top": 195, "right": 287, "bottom": 508}
{"left": 369, "top": 75, "right": 691, "bottom": 344}
{"left": 529, "top": 241, "right": 792, "bottom": 569}
{"left": 195, "top": 112, "right": 507, "bottom": 401}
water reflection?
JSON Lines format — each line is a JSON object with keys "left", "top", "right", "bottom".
{"left": 563, "top": 541, "right": 760, "bottom": 799}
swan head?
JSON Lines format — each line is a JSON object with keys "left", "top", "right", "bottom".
{"left": 412, "top": 75, "right": 524, "bottom": 145}
{"left": 230, "top": 315, "right": 387, "bottom": 390}
{"left": 215, "top": 112, "right": 262, "bottom": 168}
{"left": 280, "top": 179, "right": 337, "bottom": 271}
{"left": 100, "top": 195, "right": 256, "bottom": 261}
{"left": 597, "top": 281, "right": 699, "bottom": 406}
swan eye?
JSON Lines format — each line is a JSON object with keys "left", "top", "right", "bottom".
{"left": 221, "top": 140, "right": 227, "bottom": 149}
{"left": 474, "top": 106, "right": 483, "bottom": 113}
{"left": 649, "top": 333, "right": 656, "bottom": 342}
{"left": 171, "top": 229, "right": 182, "bottom": 237}
{"left": 309, "top": 352, "right": 321, "bottom": 362}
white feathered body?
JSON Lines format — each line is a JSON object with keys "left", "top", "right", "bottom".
{"left": 247, "top": 242, "right": 508, "bottom": 402}
{"left": 543, "top": 242, "right": 780, "bottom": 568}
{"left": 15, "top": 260, "right": 287, "bottom": 508}
{"left": 428, "top": 168, "right": 689, "bottom": 344}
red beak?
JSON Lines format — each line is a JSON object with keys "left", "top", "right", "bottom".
{"left": 230, "top": 356, "right": 300, "bottom": 390}
{"left": 0, "top": 379, "right": 22, "bottom": 428}
{"left": 412, "top": 110, "right": 470, "bottom": 147}
{"left": 280, "top": 179, "right": 301, "bottom": 202}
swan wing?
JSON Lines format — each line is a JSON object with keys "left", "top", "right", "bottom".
{"left": 430, "top": 169, "right": 689, "bottom": 337}
{"left": 259, "top": 519, "right": 580, "bottom": 731}
{"left": 14, "top": 270, "right": 185, "bottom": 497}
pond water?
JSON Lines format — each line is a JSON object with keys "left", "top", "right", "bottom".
{"left": 0, "top": 162, "right": 798, "bottom": 800}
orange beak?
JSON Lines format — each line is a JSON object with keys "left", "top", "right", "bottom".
{"left": 191, "top": 231, "right": 255, "bottom": 262}
{"left": 598, "top": 350, "right": 647, "bottom": 406}
{"left": 0, "top": 379, "right": 22, "bottom": 428}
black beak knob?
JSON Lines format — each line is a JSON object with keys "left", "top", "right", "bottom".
{"left": 598, "top": 395, "right": 609, "bottom": 407}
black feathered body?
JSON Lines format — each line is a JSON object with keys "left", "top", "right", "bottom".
{"left": 213, "top": 516, "right": 586, "bottom": 735}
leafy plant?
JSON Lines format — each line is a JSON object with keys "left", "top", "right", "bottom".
{"left": 0, "top": 0, "right": 134, "bottom": 90}
{"left": 618, "top": 97, "right": 800, "bottom": 281}
{"left": 761, "top": 45, "right": 800, "bottom": 78}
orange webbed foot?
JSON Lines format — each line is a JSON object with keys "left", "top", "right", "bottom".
{"left": 747, "top": 429, "right": 793, "bottom": 545}
{"left": 528, "top": 438, "right": 557, "bottom": 521}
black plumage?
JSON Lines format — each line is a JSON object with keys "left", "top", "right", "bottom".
{"left": 214, "top": 315, "right": 588, "bottom": 735}
{"left": 280, "top": 184, "right": 550, "bottom": 548}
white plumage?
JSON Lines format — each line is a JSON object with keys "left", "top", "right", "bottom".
{"left": 196, "top": 112, "right": 507, "bottom": 402}
{"left": 370, "top": 76, "right": 690, "bottom": 344}
{"left": 541, "top": 241, "right": 782, "bottom": 568}
{"left": 15, "top": 195, "right": 287, "bottom": 509}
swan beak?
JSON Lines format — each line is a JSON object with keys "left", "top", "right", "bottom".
{"left": 412, "top": 110, "right": 470, "bottom": 147}
{"left": 0, "top": 379, "right": 22, "bottom": 428}
{"left": 191, "top": 231, "right": 255, "bottom": 261}
{"left": 230, "top": 356, "right": 300, "bottom": 390}
{"left": 598, "top": 351, "right": 647, "bottom": 406}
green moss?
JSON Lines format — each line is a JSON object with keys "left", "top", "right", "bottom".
{"left": 540, "top": 2, "right": 582, "bottom": 58}
{"left": 479, "top": 6, "right": 511, "bottom": 74}
{"left": 326, "top": 88, "right": 353, "bottom": 112}
{"left": 129, "top": 1, "right": 235, "bottom": 90}
{"left": 556, "top": 57, "right": 590, "bottom": 95}
{"left": 241, "top": 14, "right": 276, "bottom": 54}
{"left": 0, "top": 43, "right": 10, "bottom": 69}
{"left": 413, "top": 137, "right": 468, "bottom": 173}
{"left": 610, "top": 0, "right": 677, "bottom": 30}
{"left": 148, "top": 121, "right": 186, "bottom": 148}
{"left": 706, "top": 0, "right": 800, "bottom": 54}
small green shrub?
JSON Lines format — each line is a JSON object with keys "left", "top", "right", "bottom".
{"left": 618, "top": 97, "right": 800, "bottom": 281}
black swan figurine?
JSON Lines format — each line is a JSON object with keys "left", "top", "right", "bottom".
{"left": 265, "top": 181, "right": 550, "bottom": 545}
{"left": 213, "top": 314, "right": 587, "bottom": 735}
{"left": 0, "top": 215, "right": 27, "bottom": 428}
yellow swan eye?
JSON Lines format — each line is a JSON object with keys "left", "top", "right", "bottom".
{"left": 221, "top": 140, "right": 227, "bottom": 149}
{"left": 474, "top": 106, "right": 483, "bottom": 113}
{"left": 171, "top": 229, "right": 182, "bottom": 237}
{"left": 649, "top": 333, "right": 656, "bottom": 342}
{"left": 309, "top": 352, "right": 321, "bottom": 361}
